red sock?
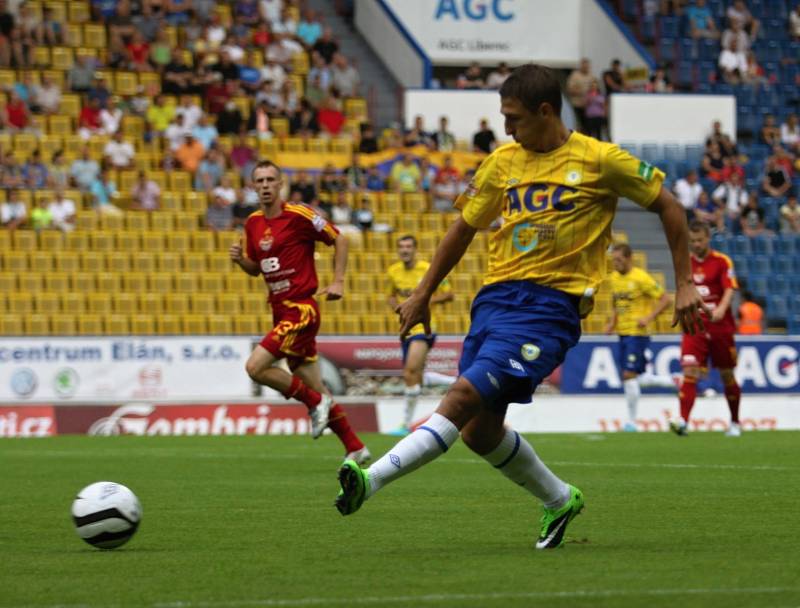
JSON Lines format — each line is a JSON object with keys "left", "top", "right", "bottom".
{"left": 327, "top": 404, "right": 364, "bottom": 453}
{"left": 284, "top": 376, "right": 321, "bottom": 410}
{"left": 723, "top": 380, "right": 741, "bottom": 424}
{"left": 679, "top": 377, "right": 697, "bottom": 422}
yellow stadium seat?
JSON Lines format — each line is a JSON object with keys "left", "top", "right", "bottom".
{"left": 156, "top": 252, "right": 181, "bottom": 273}
{"left": 90, "top": 233, "right": 115, "bottom": 253}
{"left": 18, "top": 272, "right": 43, "bottom": 292}
{"left": 233, "top": 317, "right": 259, "bottom": 335}
{"left": 258, "top": 138, "right": 279, "bottom": 157}
{"left": 149, "top": 212, "right": 175, "bottom": 232}
{"left": 122, "top": 272, "right": 148, "bottom": 293}
{"left": 7, "top": 292, "right": 32, "bottom": 314}
{"left": 214, "top": 230, "right": 239, "bottom": 251}
{"left": 69, "top": 273, "right": 94, "bottom": 292}
{"left": 33, "top": 46, "right": 50, "bottom": 67}
{"left": 130, "top": 314, "right": 156, "bottom": 335}
{"left": 114, "top": 230, "right": 139, "bottom": 252}
{"left": 68, "top": 0, "right": 89, "bottom": 22}
{"left": 174, "top": 273, "right": 197, "bottom": 293}
{"left": 25, "top": 314, "right": 50, "bottom": 335}
{"left": 138, "top": 71, "right": 160, "bottom": 94}
{"left": 0, "top": 272, "right": 14, "bottom": 293}
{"left": 282, "top": 137, "right": 305, "bottom": 153}
{"left": 207, "top": 315, "right": 232, "bottom": 334}
{"left": 183, "top": 314, "right": 208, "bottom": 334}
{"left": 160, "top": 192, "right": 182, "bottom": 212}
{"left": 78, "top": 314, "right": 102, "bottom": 335}
{"left": 271, "top": 117, "right": 289, "bottom": 138}
{"left": 216, "top": 293, "right": 240, "bottom": 315}
{"left": 60, "top": 292, "right": 85, "bottom": 315}
{"left": 142, "top": 232, "right": 166, "bottom": 251}
{"left": 138, "top": 293, "right": 163, "bottom": 314}
{"left": 633, "top": 251, "right": 647, "bottom": 270}
{"left": 149, "top": 272, "right": 174, "bottom": 292}
{"left": 63, "top": 23, "right": 82, "bottom": 47}
{"left": 190, "top": 294, "right": 215, "bottom": 314}
{"left": 131, "top": 252, "right": 155, "bottom": 273}
{"left": 65, "top": 230, "right": 89, "bottom": 251}
{"left": 83, "top": 24, "right": 106, "bottom": 48}
{"left": 51, "top": 313, "right": 77, "bottom": 335}
{"left": 124, "top": 213, "right": 148, "bottom": 232}
{"left": 337, "top": 315, "right": 362, "bottom": 334}
{"left": 198, "top": 272, "right": 223, "bottom": 292}
{"left": 345, "top": 98, "right": 368, "bottom": 121}
{"left": 13, "top": 133, "right": 37, "bottom": 157}
{"left": 0, "top": 314, "right": 23, "bottom": 334}
{"left": 156, "top": 315, "right": 182, "bottom": 334}
{"left": 114, "top": 72, "right": 137, "bottom": 96}
{"left": 80, "top": 251, "right": 104, "bottom": 273}
{"left": 167, "top": 232, "right": 191, "bottom": 253}
{"left": 240, "top": 293, "right": 265, "bottom": 315}
{"left": 0, "top": 69, "right": 15, "bottom": 88}
{"left": 45, "top": 272, "right": 68, "bottom": 294}
{"left": 182, "top": 253, "right": 206, "bottom": 274}
{"left": 183, "top": 192, "right": 207, "bottom": 214}
{"left": 169, "top": 171, "right": 191, "bottom": 192}
{"left": 56, "top": 251, "right": 80, "bottom": 273}
{"left": 50, "top": 46, "right": 73, "bottom": 70}
{"left": 191, "top": 231, "right": 215, "bottom": 253}
{"left": 105, "top": 314, "right": 130, "bottom": 335}
{"left": 87, "top": 293, "right": 112, "bottom": 314}
{"left": 164, "top": 294, "right": 189, "bottom": 315}
{"left": 174, "top": 211, "right": 198, "bottom": 232}
{"left": 349, "top": 274, "right": 376, "bottom": 293}
{"left": 33, "top": 292, "right": 60, "bottom": 313}
{"left": 112, "top": 293, "right": 137, "bottom": 314}
{"left": 38, "top": 230, "right": 63, "bottom": 251}
{"left": 11, "top": 230, "right": 36, "bottom": 250}
{"left": 291, "top": 51, "right": 309, "bottom": 75}
{"left": 95, "top": 272, "right": 121, "bottom": 292}
{"left": 362, "top": 315, "right": 387, "bottom": 334}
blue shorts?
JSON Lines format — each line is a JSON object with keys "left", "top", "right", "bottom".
{"left": 401, "top": 333, "right": 436, "bottom": 364}
{"left": 459, "top": 281, "right": 581, "bottom": 407}
{"left": 618, "top": 335, "right": 650, "bottom": 375}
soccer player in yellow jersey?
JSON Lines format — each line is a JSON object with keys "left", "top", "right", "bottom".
{"left": 386, "top": 235, "right": 454, "bottom": 436}
{"left": 606, "top": 243, "right": 675, "bottom": 432}
{"left": 335, "top": 64, "right": 706, "bottom": 549}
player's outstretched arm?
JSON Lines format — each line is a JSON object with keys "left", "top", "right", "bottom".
{"left": 319, "top": 232, "right": 347, "bottom": 300}
{"left": 397, "top": 216, "right": 476, "bottom": 338}
{"left": 229, "top": 240, "right": 260, "bottom": 276}
{"left": 647, "top": 187, "right": 708, "bottom": 334}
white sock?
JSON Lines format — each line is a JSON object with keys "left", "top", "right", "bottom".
{"left": 623, "top": 378, "right": 640, "bottom": 424}
{"left": 481, "top": 428, "right": 569, "bottom": 509}
{"left": 638, "top": 371, "right": 677, "bottom": 388}
{"left": 402, "top": 384, "right": 421, "bottom": 429}
{"left": 423, "top": 371, "right": 457, "bottom": 386}
{"left": 367, "top": 412, "right": 459, "bottom": 498}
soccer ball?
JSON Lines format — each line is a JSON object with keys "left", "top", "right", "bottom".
{"left": 71, "top": 481, "right": 142, "bottom": 549}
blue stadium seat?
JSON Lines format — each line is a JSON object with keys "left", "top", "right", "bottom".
{"left": 731, "top": 235, "right": 753, "bottom": 255}
{"left": 762, "top": 41, "right": 783, "bottom": 64}
{"left": 768, "top": 275, "right": 790, "bottom": 294}
{"left": 710, "top": 233, "right": 728, "bottom": 252}
{"left": 788, "top": 315, "right": 800, "bottom": 334}
{"left": 745, "top": 274, "right": 769, "bottom": 298}
{"left": 763, "top": 0, "right": 788, "bottom": 19}
{"left": 771, "top": 255, "right": 796, "bottom": 274}
{"left": 698, "top": 40, "right": 718, "bottom": 62}
{"left": 685, "top": 145, "right": 704, "bottom": 166}
{"left": 658, "top": 38, "right": 677, "bottom": 63}
{"left": 789, "top": 276, "right": 800, "bottom": 293}
{"left": 660, "top": 16, "right": 680, "bottom": 38}
{"left": 663, "top": 144, "right": 684, "bottom": 163}
{"left": 675, "top": 61, "right": 694, "bottom": 88}
{"left": 697, "top": 61, "right": 717, "bottom": 84}
{"left": 751, "top": 235, "right": 775, "bottom": 255}
{"left": 767, "top": 294, "right": 789, "bottom": 320}
{"left": 619, "top": 142, "right": 640, "bottom": 156}
{"left": 776, "top": 234, "right": 799, "bottom": 255}
{"left": 732, "top": 255, "right": 750, "bottom": 274}
{"left": 751, "top": 255, "right": 772, "bottom": 275}
{"left": 678, "top": 39, "right": 696, "bottom": 61}
{"left": 640, "top": 143, "right": 660, "bottom": 162}
{"left": 748, "top": 144, "right": 771, "bottom": 162}
{"left": 789, "top": 295, "right": 800, "bottom": 314}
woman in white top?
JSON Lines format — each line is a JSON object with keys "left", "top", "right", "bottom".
{"left": 780, "top": 114, "right": 800, "bottom": 151}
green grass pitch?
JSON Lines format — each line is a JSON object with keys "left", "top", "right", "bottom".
{"left": 1, "top": 431, "right": 799, "bottom": 608}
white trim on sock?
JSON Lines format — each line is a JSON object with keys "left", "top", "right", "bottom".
{"left": 623, "top": 377, "right": 640, "bottom": 424}
{"left": 423, "top": 371, "right": 457, "bottom": 386}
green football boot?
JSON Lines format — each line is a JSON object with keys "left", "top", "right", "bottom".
{"left": 334, "top": 460, "right": 369, "bottom": 516}
{"left": 535, "top": 484, "right": 584, "bottom": 549}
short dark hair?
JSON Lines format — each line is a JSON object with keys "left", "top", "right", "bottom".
{"left": 499, "top": 64, "right": 562, "bottom": 116}
{"left": 612, "top": 242, "right": 632, "bottom": 258}
{"left": 397, "top": 234, "right": 417, "bottom": 247}
{"left": 688, "top": 220, "right": 711, "bottom": 234}
{"left": 251, "top": 159, "right": 282, "bottom": 180}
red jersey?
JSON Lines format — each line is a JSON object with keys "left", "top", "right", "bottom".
{"left": 690, "top": 249, "right": 738, "bottom": 332}
{"left": 243, "top": 203, "right": 339, "bottom": 305}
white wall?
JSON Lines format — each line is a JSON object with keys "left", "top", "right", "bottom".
{"left": 404, "top": 89, "right": 508, "bottom": 144}
{"left": 609, "top": 94, "right": 737, "bottom": 145}
{"left": 355, "top": 0, "right": 427, "bottom": 87}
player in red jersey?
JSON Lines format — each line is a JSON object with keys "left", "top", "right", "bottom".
{"left": 229, "top": 160, "right": 371, "bottom": 463}
{"left": 671, "top": 220, "right": 742, "bottom": 437}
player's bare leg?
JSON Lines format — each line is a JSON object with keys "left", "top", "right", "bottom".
{"left": 719, "top": 368, "right": 742, "bottom": 436}
{"left": 293, "top": 360, "right": 370, "bottom": 462}
{"left": 672, "top": 365, "right": 700, "bottom": 435}
{"left": 622, "top": 370, "right": 641, "bottom": 431}
{"left": 393, "top": 340, "right": 429, "bottom": 435}
{"left": 244, "top": 346, "right": 331, "bottom": 438}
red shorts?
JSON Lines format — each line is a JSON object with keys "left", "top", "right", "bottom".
{"left": 680, "top": 326, "right": 737, "bottom": 370}
{"left": 260, "top": 298, "right": 320, "bottom": 370}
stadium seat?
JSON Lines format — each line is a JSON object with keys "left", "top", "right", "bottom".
{"left": 0, "top": 314, "right": 23, "bottom": 335}
{"left": 78, "top": 314, "right": 103, "bottom": 335}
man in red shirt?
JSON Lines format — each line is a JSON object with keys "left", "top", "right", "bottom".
{"left": 229, "top": 160, "right": 370, "bottom": 464}
{"left": 671, "top": 220, "right": 742, "bottom": 436}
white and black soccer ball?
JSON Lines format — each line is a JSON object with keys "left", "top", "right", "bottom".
{"left": 71, "top": 482, "right": 142, "bottom": 549}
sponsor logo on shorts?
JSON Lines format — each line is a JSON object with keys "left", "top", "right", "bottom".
{"left": 627, "top": 354, "right": 637, "bottom": 362}
{"left": 486, "top": 372, "right": 500, "bottom": 389}
{"left": 509, "top": 359, "right": 524, "bottom": 372}
{"left": 521, "top": 343, "right": 540, "bottom": 361}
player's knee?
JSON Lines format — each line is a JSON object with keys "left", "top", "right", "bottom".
{"left": 720, "top": 369, "right": 736, "bottom": 384}
{"left": 403, "top": 367, "right": 421, "bottom": 385}
{"left": 622, "top": 371, "right": 637, "bottom": 380}
{"left": 244, "top": 357, "right": 265, "bottom": 381}
{"left": 436, "top": 380, "right": 481, "bottom": 429}
{"left": 683, "top": 366, "right": 700, "bottom": 380}
{"left": 461, "top": 423, "right": 503, "bottom": 455}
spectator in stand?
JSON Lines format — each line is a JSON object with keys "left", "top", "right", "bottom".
{"left": 104, "top": 131, "right": 135, "bottom": 169}
{"left": 318, "top": 96, "right": 345, "bottom": 137}
{"left": 271, "top": 5, "right": 298, "bottom": 37}
{"left": 40, "top": 6, "right": 63, "bottom": 45}
{"left": 780, "top": 114, "right": 800, "bottom": 152}
{"left": 68, "top": 55, "right": 96, "bottom": 93}
{"left": 365, "top": 165, "right": 385, "bottom": 191}
{"left": 0, "top": 153, "right": 23, "bottom": 188}
{"left": 232, "top": 192, "right": 258, "bottom": 230}
{"left": 297, "top": 8, "right": 322, "bottom": 47}
{"left": 791, "top": 2, "right": 800, "bottom": 40}
{"left": 192, "top": 114, "right": 219, "bottom": 151}
{"left": 261, "top": 56, "right": 287, "bottom": 91}
{"left": 3, "top": 91, "right": 29, "bottom": 131}
{"left": 30, "top": 197, "right": 53, "bottom": 232}
{"left": 761, "top": 114, "right": 781, "bottom": 146}
{"left": 737, "top": 291, "right": 763, "bottom": 335}
{"left": 674, "top": 170, "right": 703, "bottom": 215}
{"left": 175, "top": 95, "right": 202, "bottom": 130}
{"left": 108, "top": 1, "right": 135, "bottom": 42}
{"left": 472, "top": 118, "right": 497, "bottom": 154}
{"left": 344, "top": 154, "right": 367, "bottom": 191}
{"left": 686, "top": 0, "right": 719, "bottom": 38}
{"left": 418, "top": 157, "right": 436, "bottom": 194}
{"left": 762, "top": 157, "right": 792, "bottom": 198}
{"left": 149, "top": 29, "right": 172, "bottom": 70}
{"left": 206, "top": 193, "right": 234, "bottom": 231}
{"left": 290, "top": 170, "right": 317, "bottom": 203}
{"left": 742, "top": 51, "right": 767, "bottom": 87}
{"left": 694, "top": 191, "right": 725, "bottom": 232}
{"left": 48, "top": 187, "right": 76, "bottom": 232}
{"left": 566, "top": 58, "right": 593, "bottom": 132}
{"left": 100, "top": 99, "right": 123, "bottom": 136}
{"left": 230, "top": 132, "right": 257, "bottom": 179}
{"left": 87, "top": 75, "right": 111, "bottom": 109}
{"left": 354, "top": 196, "right": 374, "bottom": 231}
{"left": 70, "top": 146, "right": 100, "bottom": 191}
{"left": 719, "top": 37, "right": 748, "bottom": 84}
{"left": 210, "top": 50, "right": 241, "bottom": 84}
{"left": 213, "top": 175, "right": 238, "bottom": 205}
{"left": 722, "top": 20, "right": 750, "bottom": 53}
{"left": 48, "top": 150, "right": 69, "bottom": 189}
{"left": 89, "top": 167, "right": 121, "bottom": 215}
{"left": 432, "top": 156, "right": 462, "bottom": 212}
{"left": 133, "top": 3, "right": 160, "bottom": 42}
{"left": 31, "top": 74, "right": 61, "bottom": 115}
{"left": 739, "top": 196, "right": 771, "bottom": 236}
{"left": 175, "top": 134, "right": 206, "bottom": 173}
{"left": 583, "top": 79, "right": 606, "bottom": 140}
{"left": 712, "top": 171, "right": 748, "bottom": 227}
{"left": 165, "top": 114, "right": 191, "bottom": 151}
{"left": 77, "top": 97, "right": 102, "bottom": 139}
{"left": 404, "top": 115, "right": 433, "bottom": 148}
{"left": 126, "top": 31, "right": 151, "bottom": 71}
{"left": 252, "top": 19, "right": 272, "bottom": 49}
{"left": 194, "top": 148, "right": 225, "bottom": 191}
{"left": 720, "top": 155, "right": 745, "bottom": 183}
{"left": 647, "top": 65, "right": 673, "bottom": 93}
{"left": 22, "top": 150, "right": 48, "bottom": 189}
{"left": 771, "top": 145, "right": 795, "bottom": 178}
{"left": 130, "top": 170, "right": 161, "bottom": 211}
{"left": 457, "top": 62, "right": 485, "bottom": 89}
{"left": 275, "top": 80, "right": 299, "bottom": 116}
{"left": 603, "top": 59, "right": 627, "bottom": 96}
{"left": 239, "top": 54, "right": 263, "bottom": 94}
{"left": 1, "top": 189, "right": 27, "bottom": 230}
{"left": 330, "top": 191, "right": 359, "bottom": 236}
{"left": 780, "top": 193, "right": 800, "bottom": 233}
{"left": 163, "top": 49, "right": 194, "bottom": 95}
{"left": 486, "top": 62, "right": 511, "bottom": 89}
{"left": 359, "top": 123, "right": 379, "bottom": 153}
{"left": 331, "top": 53, "right": 360, "bottom": 97}
{"left": 205, "top": 73, "right": 233, "bottom": 115}
{"left": 390, "top": 153, "right": 421, "bottom": 193}
{"left": 432, "top": 116, "right": 456, "bottom": 152}
{"left": 235, "top": 0, "right": 261, "bottom": 27}
{"left": 165, "top": 0, "right": 192, "bottom": 26}
{"left": 250, "top": 100, "right": 273, "bottom": 139}
{"left": 319, "top": 163, "right": 345, "bottom": 195}
{"left": 313, "top": 27, "right": 339, "bottom": 64}
{"left": 727, "top": 0, "right": 759, "bottom": 39}
{"left": 706, "top": 120, "right": 738, "bottom": 158}
{"left": 146, "top": 94, "right": 175, "bottom": 135}
{"left": 701, "top": 141, "right": 726, "bottom": 181}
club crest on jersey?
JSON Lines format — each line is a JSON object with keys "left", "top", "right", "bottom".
{"left": 565, "top": 170, "right": 582, "bottom": 184}
{"left": 521, "top": 343, "right": 540, "bottom": 361}
{"left": 465, "top": 180, "right": 479, "bottom": 197}
{"left": 311, "top": 214, "right": 327, "bottom": 232}
{"left": 693, "top": 273, "right": 705, "bottom": 283}
{"left": 506, "top": 178, "right": 519, "bottom": 186}
{"left": 259, "top": 227, "right": 273, "bottom": 251}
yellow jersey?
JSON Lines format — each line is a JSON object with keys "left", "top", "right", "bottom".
{"left": 609, "top": 267, "right": 665, "bottom": 336}
{"left": 386, "top": 260, "right": 452, "bottom": 337}
{"left": 454, "top": 132, "right": 665, "bottom": 301}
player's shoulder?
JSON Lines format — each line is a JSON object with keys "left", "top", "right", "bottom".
{"left": 284, "top": 202, "right": 320, "bottom": 220}
{"left": 244, "top": 210, "right": 264, "bottom": 227}
{"left": 709, "top": 249, "right": 735, "bottom": 267}
{"left": 387, "top": 261, "right": 404, "bottom": 275}
{"left": 490, "top": 141, "right": 520, "bottom": 159}
{"left": 415, "top": 260, "right": 430, "bottom": 272}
